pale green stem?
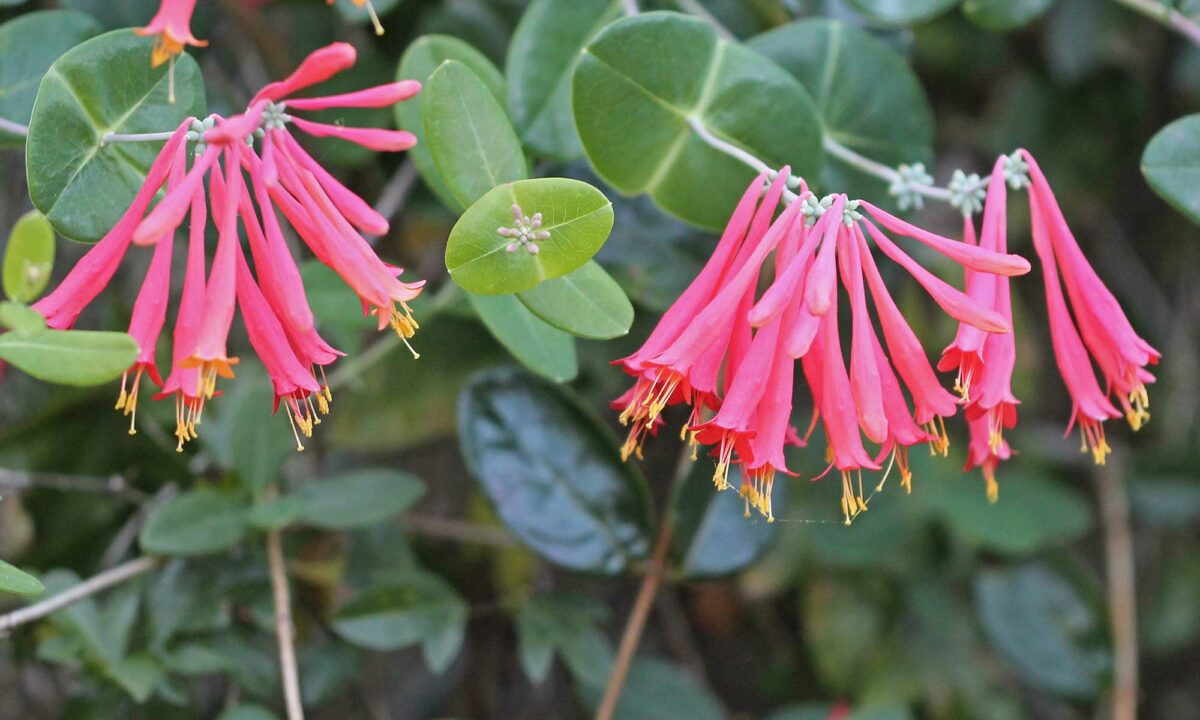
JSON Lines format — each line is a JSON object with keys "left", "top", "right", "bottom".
{"left": 686, "top": 116, "right": 800, "bottom": 203}
{"left": 101, "top": 130, "right": 178, "bottom": 146}
{"left": 0, "top": 118, "right": 29, "bottom": 137}
{"left": 1112, "top": 0, "right": 1200, "bottom": 46}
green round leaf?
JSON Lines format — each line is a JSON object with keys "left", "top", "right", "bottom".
{"left": 975, "top": 564, "right": 1106, "bottom": 698}
{"left": 516, "top": 260, "right": 633, "bottom": 340}
{"left": 467, "top": 292, "right": 578, "bottom": 382}
{"left": 0, "top": 329, "right": 137, "bottom": 386}
{"left": 1142, "top": 113, "right": 1200, "bottom": 226}
{"left": 0, "top": 301, "right": 48, "bottom": 334}
{"left": 447, "top": 178, "right": 614, "bottom": 294}
{"left": 457, "top": 367, "right": 653, "bottom": 574}
{"left": 748, "top": 20, "right": 934, "bottom": 209}
{"left": 670, "top": 461, "right": 780, "bottom": 579}
{"left": 3, "top": 210, "right": 56, "bottom": 303}
{"left": 397, "top": 34, "right": 507, "bottom": 211}
{"left": 573, "top": 12, "right": 823, "bottom": 230}
{"left": 963, "top": 0, "right": 1057, "bottom": 30}
{"left": 0, "top": 10, "right": 101, "bottom": 146}
{"left": 846, "top": 0, "right": 962, "bottom": 24}
{"left": 507, "top": 0, "right": 620, "bottom": 160}
{"left": 424, "top": 59, "right": 527, "bottom": 208}
{"left": 0, "top": 558, "right": 44, "bottom": 596}
{"left": 140, "top": 489, "right": 250, "bottom": 556}
{"left": 288, "top": 468, "right": 426, "bottom": 530}
{"left": 26, "top": 29, "right": 206, "bottom": 242}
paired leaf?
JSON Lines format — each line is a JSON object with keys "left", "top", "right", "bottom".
{"left": 573, "top": 12, "right": 822, "bottom": 229}
{"left": 1143, "top": 113, "right": 1200, "bottom": 226}
{"left": 467, "top": 293, "right": 578, "bottom": 382}
{"left": 140, "top": 489, "right": 250, "bottom": 556}
{"left": 0, "top": 330, "right": 137, "bottom": 386}
{"left": 0, "top": 558, "right": 44, "bottom": 596}
{"left": 3, "top": 210, "right": 56, "bottom": 302}
{"left": 397, "top": 35, "right": 507, "bottom": 211}
{"left": 670, "top": 461, "right": 779, "bottom": 579}
{"left": 25, "top": 30, "right": 206, "bottom": 241}
{"left": 846, "top": 0, "right": 962, "bottom": 24}
{"left": 517, "top": 260, "right": 633, "bottom": 339}
{"left": 457, "top": 367, "right": 653, "bottom": 574}
{"left": 507, "top": 0, "right": 620, "bottom": 159}
{"left": 0, "top": 301, "right": 48, "bottom": 334}
{"left": 424, "top": 60, "right": 527, "bottom": 208}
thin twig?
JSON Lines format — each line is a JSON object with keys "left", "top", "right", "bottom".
{"left": 401, "top": 515, "right": 518, "bottom": 548}
{"left": 595, "top": 520, "right": 673, "bottom": 720}
{"left": 267, "top": 528, "right": 305, "bottom": 720}
{"left": 1112, "top": 0, "right": 1200, "bottom": 46}
{"left": 0, "top": 556, "right": 160, "bottom": 634}
{"left": 1096, "top": 458, "right": 1139, "bottom": 720}
{"left": 372, "top": 159, "right": 419, "bottom": 225}
{"left": 0, "top": 469, "right": 148, "bottom": 503}
{"left": 674, "top": 0, "right": 735, "bottom": 41}
{"left": 0, "top": 118, "right": 29, "bottom": 138}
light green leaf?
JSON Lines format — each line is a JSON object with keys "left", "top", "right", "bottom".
{"left": 447, "top": 178, "right": 614, "bottom": 295}
{"left": 0, "top": 330, "right": 137, "bottom": 386}
{"left": 3, "top": 210, "right": 56, "bottom": 302}
{"left": 0, "top": 558, "right": 44, "bottom": 596}
{"left": 1143, "top": 114, "right": 1200, "bottom": 226}
{"left": 573, "top": 12, "right": 822, "bottom": 229}
{"left": 516, "top": 261, "right": 633, "bottom": 340}
{"left": 467, "top": 293, "right": 577, "bottom": 382}
{"left": 397, "top": 34, "right": 507, "bottom": 211}
{"left": 0, "top": 301, "right": 47, "bottom": 334}
{"left": 748, "top": 20, "right": 934, "bottom": 211}
{"left": 0, "top": 10, "right": 101, "bottom": 146}
{"left": 286, "top": 468, "right": 426, "bottom": 530}
{"left": 457, "top": 367, "right": 653, "bottom": 573}
{"left": 846, "top": 0, "right": 962, "bottom": 24}
{"left": 424, "top": 60, "right": 527, "bottom": 208}
{"left": 25, "top": 30, "right": 206, "bottom": 242}
{"left": 140, "top": 489, "right": 250, "bottom": 556}
{"left": 507, "top": 0, "right": 620, "bottom": 159}
{"left": 106, "top": 653, "right": 162, "bottom": 703}
{"left": 332, "top": 570, "right": 468, "bottom": 673}
{"left": 962, "top": 0, "right": 1057, "bottom": 30}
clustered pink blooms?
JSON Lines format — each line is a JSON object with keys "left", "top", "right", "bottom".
{"left": 34, "top": 42, "right": 424, "bottom": 452}
{"left": 136, "top": 0, "right": 206, "bottom": 69}
{"left": 616, "top": 150, "right": 1157, "bottom": 523}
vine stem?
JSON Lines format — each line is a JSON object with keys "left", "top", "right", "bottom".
{"left": 267, "top": 528, "right": 306, "bottom": 720}
{"left": 1112, "top": 0, "right": 1200, "bottom": 47}
{"left": 686, "top": 116, "right": 800, "bottom": 203}
{"left": 0, "top": 556, "right": 160, "bottom": 634}
{"left": 595, "top": 519, "right": 673, "bottom": 720}
{"left": 1096, "top": 460, "right": 1139, "bottom": 720}
{"left": 0, "top": 118, "right": 28, "bottom": 137}
{"left": 101, "top": 130, "right": 179, "bottom": 146}
{"left": 822, "top": 136, "right": 964, "bottom": 202}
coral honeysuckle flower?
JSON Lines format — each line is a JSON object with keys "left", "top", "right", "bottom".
{"left": 965, "top": 412, "right": 1012, "bottom": 502}
{"left": 33, "top": 43, "right": 424, "bottom": 450}
{"left": 136, "top": 0, "right": 206, "bottom": 68}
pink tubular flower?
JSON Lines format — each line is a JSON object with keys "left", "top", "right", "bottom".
{"left": 965, "top": 412, "right": 1012, "bottom": 502}
{"left": 136, "top": 0, "right": 206, "bottom": 68}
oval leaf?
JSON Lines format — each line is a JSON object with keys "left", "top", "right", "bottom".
{"left": 962, "top": 0, "right": 1057, "bottom": 30}
{"left": 457, "top": 367, "right": 653, "bottom": 574}
{"left": 748, "top": 20, "right": 934, "bottom": 209}
{"left": 846, "top": 0, "right": 962, "bottom": 24}
{"left": 3, "top": 210, "right": 56, "bottom": 302}
{"left": 0, "top": 329, "right": 137, "bottom": 386}
{"left": 26, "top": 29, "right": 206, "bottom": 242}
{"left": 140, "top": 488, "right": 250, "bottom": 556}
{"left": 397, "top": 34, "right": 507, "bottom": 211}
{"left": 516, "top": 260, "right": 633, "bottom": 339}
{"left": 228, "top": 378, "right": 298, "bottom": 493}
{"left": 1142, "top": 113, "right": 1200, "bottom": 226}
{"left": 507, "top": 0, "right": 620, "bottom": 160}
{"left": 0, "top": 10, "right": 101, "bottom": 146}
{"left": 424, "top": 59, "right": 528, "bottom": 208}
{"left": 573, "top": 12, "right": 823, "bottom": 230}
{"left": 467, "top": 293, "right": 578, "bottom": 382}
{"left": 0, "top": 558, "right": 44, "bottom": 596}
{"left": 289, "top": 468, "right": 426, "bottom": 530}
{"left": 447, "top": 178, "right": 614, "bottom": 294}
{"left": 670, "top": 461, "right": 780, "bottom": 579}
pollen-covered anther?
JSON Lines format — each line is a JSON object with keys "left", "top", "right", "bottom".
{"left": 1079, "top": 420, "right": 1112, "bottom": 466}
{"left": 114, "top": 368, "right": 147, "bottom": 435}
{"left": 922, "top": 416, "right": 951, "bottom": 457}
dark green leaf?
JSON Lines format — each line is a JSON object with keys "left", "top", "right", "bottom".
{"left": 334, "top": 0, "right": 400, "bottom": 25}
{"left": 228, "top": 377, "right": 297, "bottom": 494}
{"left": 0, "top": 330, "right": 137, "bottom": 386}
{"left": 962, "top": 0, "right": 1057, "bottom": 30}
{"left": 1143, "top": 114, "right": 1200, "bottom": 226}
{"left": 424, "top": 60, "right": 527, "bottom": 208}
{"left": 764, "top": 705, "right": 838, "bottom": 720}
{"left": 105, "top": 653, "right": 162, "bottom": 703}
{"left": 0, "top": 10, "right": 100, "bottom": 146}
{"left": 140, "top": 489, "right": 250, "bottom": 556}
{"left": 507, "top": 0, "right": 620, "bottom": 159}
{"left": 975, "top": 564, "right": 1106, "bottom": 698}
{"left": 467, "top": 293, "right": 578, "bottom": 382}
{"left": 25, "top": 30, "right": 206, "bottom": 242}
{"left": 447, "top": 178, "right": 614, "bottom": 295}
{"left": 670, "top": 461, "right": 779, "bottom": 579}
{"left": 748, "top": 20, "right": 934, "bottom": 209}
{"left": 3, "top": 209, "right": 55, "bottom": 303}
{"left": 332, "top": 570, "right": 468, "bottom": 673}
{"left": 515, "top": 592, "right": 611, "bottom": 684}
{"left": 573, "top": 12, "right": 823, "bottom": 229}
{"left": 0, "top": 558, "right": 44, "bottom": 596}
{"left": 457, "top": 367, "right": 653, "bottom": 573}
{"left": 286, "top": 468, "right": 426, "bottom": 530}
{"left": 846, "top": 0, "right": 962, "bottom": 24}
{"left": 217, "top": 706, "right": 280, "bottom": 720}
{"left": 803, "top": 577, "right": 887, "bottom": 692}
{"left": 517, "top": 261, "right": 633, "bottom": 340}
{"left": 579, "top": 658, "right": 723, "bottom": 720}
{"left": 0, "top": 301, "right": 47, "bottom": 334}
{"left": 397, "top": 34, "right": 507, "bottom": 211}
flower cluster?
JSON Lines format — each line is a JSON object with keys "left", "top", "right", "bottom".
{"left": 616, "top": 150, "right": 1157, "bottom": 523}
{"left": 34, "top": 43, "right": 424, "bottom": 452}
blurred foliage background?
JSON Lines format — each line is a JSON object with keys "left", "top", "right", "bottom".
{"left": 1, "top": 0, "right": 1199, "bottom": 719}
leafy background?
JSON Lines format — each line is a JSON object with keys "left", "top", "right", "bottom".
{"left": 1, "top": 0, "right": 1199, "bottom": 719}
